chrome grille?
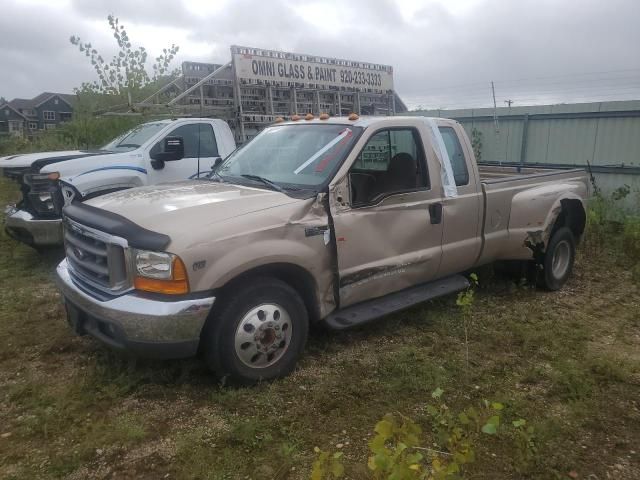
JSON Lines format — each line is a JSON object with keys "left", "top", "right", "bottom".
{"left": 63, "top": 218, "right": 132, "bottom": 295}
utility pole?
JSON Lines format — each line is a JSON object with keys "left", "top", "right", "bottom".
{"left": 505, "top": 99, "right": 514, "bottom": 107}
{"left": 491, "top": 81, "right": 499, "bottom": 133}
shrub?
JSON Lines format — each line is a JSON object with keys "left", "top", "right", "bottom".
{"left": 311, "top": 389, "right": 535, "bottom": 479}
{"left": 622, "top": 217, "right": 640, "bottom": 262}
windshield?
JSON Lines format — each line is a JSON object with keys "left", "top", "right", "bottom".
{"left": 217, "top": 124, "right": 362, "bottom": 190}
{"left": 103, "top": 122, "right": 167, "bottom": 152}
{"left": 100, "top": 131, "right": 127, "bottom": 151}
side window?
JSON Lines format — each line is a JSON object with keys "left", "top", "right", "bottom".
{"left": 349, "top": 128, "right": 428, "bottom": 206}
{"left": 199, "top": 124, "right": 219, "bottom": 157}
{"left": 353, "top": 131, "right": 390, "bottom": 170}
{"left": 151, "top": 124, "right": 200, "bottom": 158}
{"left": 438, "top": 127, "right": 469, "bottom": 186}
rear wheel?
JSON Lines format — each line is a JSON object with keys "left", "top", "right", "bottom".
{"left": 203, "top": 277, "right": 309, "bottom": 384}
{"left": 538, "top": 226, "right": 576, "bottom": 291}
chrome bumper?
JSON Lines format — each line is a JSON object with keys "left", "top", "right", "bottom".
{"left": 4, "top": 206, "right": 63, "bottom": 246}
{"left": 55, "top": 259, "right": 215, "bottom": 358}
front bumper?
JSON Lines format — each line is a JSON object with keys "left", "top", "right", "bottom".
{"left": 4, "top": 206, "right": 63, "bottom": 246}
{"left": 55, "top": 259, "right": 216, "bottom": 359}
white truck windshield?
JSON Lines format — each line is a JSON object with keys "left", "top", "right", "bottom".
{"left": 103, "top": 122, "right": 167, "bottom": 152}
{"left": 218, "top": 124, "right": 361, "bottom": 189}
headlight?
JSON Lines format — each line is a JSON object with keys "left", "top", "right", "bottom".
{"left": 133, "top": 249, "right": 189, "bottom": 295}
{"left": 30, "top": 172, "right": 60, "bottom": 181}
{"left": 28, "top": 190, "right": 56, "bottom": 213}
{"left": 135, "top": 250, "right": 173, "bottom": 279}
{"left": 38, "top": 192, "right": 53, "bottom": 203}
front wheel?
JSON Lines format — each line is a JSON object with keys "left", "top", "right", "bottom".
{"left": 203, "top": 277, "right": 309, "bottom": 385}
{"left": 538, "top": 227, "right": 576, "bottom": 291}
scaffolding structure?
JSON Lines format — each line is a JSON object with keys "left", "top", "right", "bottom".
{"left": 139, "top": 46, "right": 407, "bottom": 143}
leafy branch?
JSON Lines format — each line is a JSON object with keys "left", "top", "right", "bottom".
{"left": 70, "top": 15, "right": 179, "bottom": 101}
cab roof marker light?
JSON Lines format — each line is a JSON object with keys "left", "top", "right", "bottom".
{"left": 305, "top": 113, "right": 314, "bottom": 120}
{"left": 319, "top": 113, "right": 330, "bottom": 120}
{"left": 291, "top": 114, "right": 301, "bottom": 121}
{"left": 348, "top": 113, "right": 359, "bottom": 121}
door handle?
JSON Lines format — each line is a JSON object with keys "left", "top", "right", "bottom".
{"left": 429, "top": 203, "right": 443, "bottom": 224}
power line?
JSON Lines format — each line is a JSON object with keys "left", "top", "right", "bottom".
{"left": 409, "top": 69, "right": 640, "bottom": 93}
{"left": 411, "top": 78, "right": 640, "bottom": 98}
{"left": 408, "top": 83, "right": 640, "bottom": 105}
{"left": 408, "top": 88, "right": 640, "bottom": 109}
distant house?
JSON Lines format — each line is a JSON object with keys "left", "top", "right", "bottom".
{"left": 0, "top": 92, "right": 75, "bottom": 136}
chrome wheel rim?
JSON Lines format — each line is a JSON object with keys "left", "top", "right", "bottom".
{"left": 551, "top": 240, "right": 571, "bottom": 279}
{"left": 234, "top": 303, "right": 292, "bottom": 369}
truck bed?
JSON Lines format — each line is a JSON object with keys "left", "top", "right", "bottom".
{"left": 478, "top": 164, "right": 582, "bottom": 183}
{"left": 475, "top": 163, "right": 588, "bottom": 266}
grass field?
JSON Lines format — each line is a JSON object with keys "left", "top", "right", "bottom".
{"left": 0, "top": 177, "right": 639, "bottom": 479}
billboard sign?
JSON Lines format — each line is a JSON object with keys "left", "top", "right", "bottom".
{"left": 231, "top": 45, "right": 394, "bottom": 93}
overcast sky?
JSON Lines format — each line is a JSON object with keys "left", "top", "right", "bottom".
{"left": 1, "top": 0, "right": 639, "bottom": 110}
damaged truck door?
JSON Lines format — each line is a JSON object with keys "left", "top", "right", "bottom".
{"left": 330, "top": 122, "right": 446, "bottom": 307}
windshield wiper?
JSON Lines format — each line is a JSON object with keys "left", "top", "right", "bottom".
{"left": 207, "top": 169, "right": 226, "bottom": 183}
{"left": 240, "top": 174, "right": 286, "bottom": 193}
{"left": 115, "top": 143, "right": 140, "bottom": 149}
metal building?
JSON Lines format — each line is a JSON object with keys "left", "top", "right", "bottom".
{"left": 413, "top": 100, "right": 640, "bottom": 210}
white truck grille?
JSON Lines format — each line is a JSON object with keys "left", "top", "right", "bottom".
{"left": 63, "top": 218, "right": 131, "bottom": 295}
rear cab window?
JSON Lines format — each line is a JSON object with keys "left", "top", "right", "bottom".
{"left": 438, "top": 126, "right": 469, "bottom": 186}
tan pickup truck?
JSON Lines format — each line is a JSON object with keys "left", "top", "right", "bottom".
{"left": 55, "top": 115, "right": 588, "bottom": 383}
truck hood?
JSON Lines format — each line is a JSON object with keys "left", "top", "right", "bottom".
{"left": 41, "top": 151, "right": 130, "bottom": 178}
{"left": 0, "top": 150, "right": 106, "bottom": 170}
{"left": 85, "top": 181, "right": 301, "bottom": 234}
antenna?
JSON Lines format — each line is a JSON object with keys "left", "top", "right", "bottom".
{"left": 491, "top": 81, "right": 499, "bottom": 133}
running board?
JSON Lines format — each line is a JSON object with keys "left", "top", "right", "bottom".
{"left": 324, "top": 275, "right": 469, "bottom": 330}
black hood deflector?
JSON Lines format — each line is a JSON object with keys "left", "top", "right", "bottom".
{"left": 31, "top": 151, "right": 111, "bottom": 172}
{"left": 63, "top": 202, "right": 171, "bottom": 251}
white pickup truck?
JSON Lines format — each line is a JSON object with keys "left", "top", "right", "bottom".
{"left": 1, "top": 118, "right": 236, "bottom": 247}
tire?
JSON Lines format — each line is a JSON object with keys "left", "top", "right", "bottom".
{"left": 538, "top": 226, "right": 576, "bottom": 291}
{"left": 203, "top": 277, "right": 309, "bottom": 385}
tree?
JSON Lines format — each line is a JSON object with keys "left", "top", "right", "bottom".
{"left": 0, "top": 97, "right": 6, "bottom": 105}
{"left": 70, "top": 15, "right": 179, "bottom": 106}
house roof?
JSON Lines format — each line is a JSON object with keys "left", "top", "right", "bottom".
{"left": 33, "top": 92, "right": 76, "bottom": 108}
{"left": 0, "top": 103, "right": 30, "bottom": 121}
{"left": 7, "top": 98, "right": 38, "bottom": 118}
{"left": 9, "top": 98, "right": 34, "bottom": 110}
{"left": 6, "top": 92, "right": 76, "bottom": 115}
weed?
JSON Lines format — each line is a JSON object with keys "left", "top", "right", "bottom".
{"left": 312, "top": 389, "right": 536, "bottom": 479}
{"left": 549, "top": 360, "right": 595, "bottom": 401}
{"left": 456, "top": 273, "right": 478, "bottom": 374}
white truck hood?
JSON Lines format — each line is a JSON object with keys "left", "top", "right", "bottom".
{"left": 42, "top": 151, "right": 142, "bottom": 178}
{"left": 0, "top": 150, "right": 91, "bottom": 169}
{"left": 54, "top": 151, "right": 148, "bottom": 197}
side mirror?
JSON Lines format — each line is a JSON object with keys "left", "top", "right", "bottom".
{"left": 213, "top": 157, "right": 223, "bottom": 170}
{"left": 150, "top": 136, "right": 184, "bottom": 169}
